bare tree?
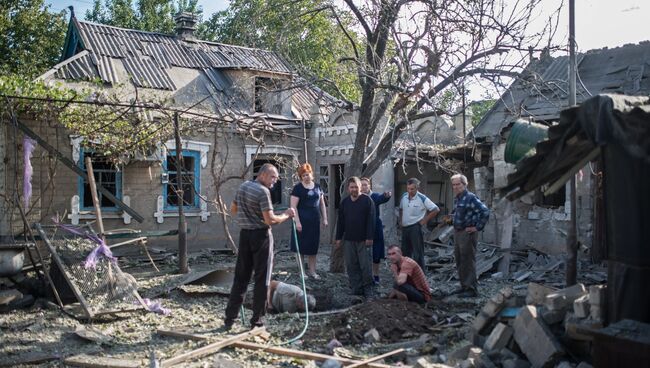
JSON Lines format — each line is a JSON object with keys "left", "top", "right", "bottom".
{"left": 327, "top": 0, "right": 560, "bottom": 177}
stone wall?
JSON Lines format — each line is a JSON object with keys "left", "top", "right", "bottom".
{"left": 1, "top": 116, "right": 306, "bottom": 251}
{"left": 475, "top": 141, "right": 595, "bottom": 255}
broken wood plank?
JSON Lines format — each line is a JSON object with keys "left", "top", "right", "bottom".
{"left": 0, "top": 352, "right": 60, "bottom": 367}
{"left": 157, "top": 328, "right": 207, "bottom": 341}
{"left": 159, "top": 327, "right": 265, "bottom": 367}
{"left": 424, "top": 240, "right": 454, "bottom": 248}
{"left": 346, "top": 348, "right": 405, "bottom": 368}
{"left": 64, "top": 354, "right": 140, "bottom": 368}
{"left": 156, "top": 329, "right": 392, "bottom": 368}
{"left": 232, "top": 341, "right": 393, "bottom": 368}
{"left": 515, "top": 271, "right": 533, "bottom": 282}
{"left": 108, "top": 237, "right": 147, "bottom": 248}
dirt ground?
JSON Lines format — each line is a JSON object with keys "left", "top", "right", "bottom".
{"left": 0, "top": 240, "right": 541, "bottom": 367}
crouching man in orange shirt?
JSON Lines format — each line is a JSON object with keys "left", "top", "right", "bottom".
{"left": 386, "top": 245, "right": 432, "bottom": 304}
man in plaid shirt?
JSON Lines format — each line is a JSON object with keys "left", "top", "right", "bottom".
{"left": 450, "top": 173, "right": 490, "bottom": 298}
{"left": 386, "top": 245, "right": 431, "bottom": 303}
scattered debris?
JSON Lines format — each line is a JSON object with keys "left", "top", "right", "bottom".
{"left": 74, "top": 325, "right": 114, "bottom": 344}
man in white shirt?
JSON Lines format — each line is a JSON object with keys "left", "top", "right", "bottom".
{"left": 398, "top": 178, "right": 439, "bottom": 269}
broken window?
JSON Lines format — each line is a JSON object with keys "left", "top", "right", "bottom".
{"left": 253, "top": 159, "right": 283, "bottom": 205}
{"left": 319, "top": 165, "right": 329, "bottom": 207}
{"left": 254, "top": 77, "right": 284, "bottom": 114}
{"left": 164, "top": 150, "right": 200, "bottom": 209}
{"left": 79, "top": 151, "right": 122, "bottom": 210}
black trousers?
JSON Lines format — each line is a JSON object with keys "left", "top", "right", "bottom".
{"left": 225, "top": 228, "right": 272, "bottom": 326}
{"left": 394, "top": 282, "right": 425, "bottom": 304}
{"left": 401, "top": 223, "right": 425, "bottom": 269}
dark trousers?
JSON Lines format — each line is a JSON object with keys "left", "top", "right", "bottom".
{"left": 225, "top": 228, "right": 272, "bottom": 326}
{"left": 395, "top": 283, "right": 425, "bottom": 304}
{"left": 401, "top": 223, "right": 425, "bottom": 269}
{"left": 343, "top": 240, "right": 374, "bottom": 297}
{"left": 454, "top": 230, "right": 478, "bottom": 292}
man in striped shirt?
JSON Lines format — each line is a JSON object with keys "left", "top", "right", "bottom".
{"left": 386, "top": 245, "right": 431, "bottom": 303}
{"left": 223, "top": 164, "right": 295, "bottom": 330}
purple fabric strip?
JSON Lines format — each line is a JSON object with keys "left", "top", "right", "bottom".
{"left": 142, "top": 298, "right": 171, "bottom": 315}
{"left": 51, "top": 218, "right": 116, "bottom": 268}
{"left": 23, "top": 137, "right": 37, "bottom": 209}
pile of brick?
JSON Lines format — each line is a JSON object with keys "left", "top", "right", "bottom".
{"left": 452, "top": 283, "right": 607, "bottom": 368}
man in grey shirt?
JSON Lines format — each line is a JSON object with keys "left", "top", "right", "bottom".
{"left": 223, "top": 164, "right": 295, "bottom": 330}
{"left": 268, "top": 280, "right": 316, "bottom": 313}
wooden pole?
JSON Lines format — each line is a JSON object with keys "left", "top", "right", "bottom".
{"left": 174, "top": 113, "right": 188, "bottom": 274}
{"left": 85, "top": 157, "right": 105, "bottom": 240}
{"left": 566, "top": 0, "right": 578, "bottom": 286}
{"left": 302, "top": 119, "right": 308, "bottom": 163}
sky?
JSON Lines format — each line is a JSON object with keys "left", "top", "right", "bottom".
{"left": 45, "top": 0, "right": 229, "bottom": 20}
{"left": 44, "top": 0, "right": 648, "bottom": 101}
{"left": 45, "top": 0, "right": 648, "bottom": 51}
{"left": 541, "top": 0, "right": 648, "bottom": 52}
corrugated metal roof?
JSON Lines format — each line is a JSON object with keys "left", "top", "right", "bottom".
{"left": 54, "top": 51, "right": 99, "bottom": 81}
{"left": 53, "top": 20, "right": 296, "bottom": 91}
{"left": 46, "top": 19, "right": 338, "bottom": 119}
{"left": 473, "top": 42, "right": 650, "bottom": 139}
{"left": 76, "top": 20, "right": 294, "bottom": 74}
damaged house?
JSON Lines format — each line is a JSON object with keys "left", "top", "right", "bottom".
{"left": 0, "top": 13, "right": 337, "bottom": 250}
{"left": 470, "top": 42, "right": 650, "bottom": 256}
{"left": 311, "top": 103, "right": 483, "bottom": 246}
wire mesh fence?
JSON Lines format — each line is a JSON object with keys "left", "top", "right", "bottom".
{"left": 35, "top": 223, "right": 145, "bottom": 319}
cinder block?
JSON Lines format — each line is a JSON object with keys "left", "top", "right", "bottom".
{"left": 526, "top": 283, "right": 557, "bottom": 305}
{"left": 468, "top": 347, "right": 483, "bottom": 360}
{"left": 502, "top": 359, "right": 531, "bottom": 368}
{"left": 589, "top": 305, "right": 602, "bottom": 321}
{"left": 513, "top": 305, "right": 564, "bottom": 367}
{"left": 540, "top": 307, "right": 566, "bottom": 325}
{"left": 484, "top": 323, "right": 514, "bottom": 351}
{"left": 573, "top": 295, "right": 590, "bottom": 318}
{"left": 564, "top": 312, "right": 602, "bottom": 341}
{"left": 545, "top": 283, "right": 586, "bottom": 311}
{"left": 589, "top": 284, "right": 606, "bottom": 306}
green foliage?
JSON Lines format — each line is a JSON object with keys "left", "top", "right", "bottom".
{"left": 199, "top": 0, "right": 361, "bottom": 102}
{"left": 85, "top": 0, "right": 202, "bottom": 34}
{"left": 0, "top": 74, "right": 173, "bottom": 162}
{"left": 0, "top": 0, "right": 67, "bottom": 79}
{"left": 470, "top": 99, "right": 496, "bottom": 127}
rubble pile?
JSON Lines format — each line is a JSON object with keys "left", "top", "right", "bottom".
{"left": 439, "top": 283, "right": 607, "bottom": 368}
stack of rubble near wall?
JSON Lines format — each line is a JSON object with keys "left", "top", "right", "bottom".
{"left": 453, "top": 283, "right": 608, "bottom": 367}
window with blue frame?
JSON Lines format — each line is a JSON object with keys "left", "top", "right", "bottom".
{"left": 78, "top": 150, "right": 122, "bottom": 210}
{"left": 164, "top": 150, "right": 200, "bottom": 209}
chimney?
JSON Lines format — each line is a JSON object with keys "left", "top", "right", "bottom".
{"left": 174, "top": 12, "right": 198, "bottom": 40}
